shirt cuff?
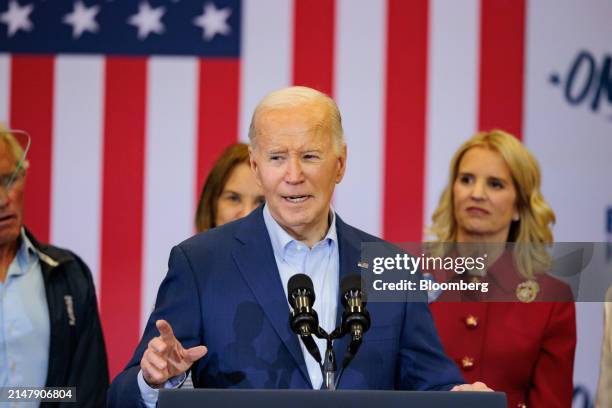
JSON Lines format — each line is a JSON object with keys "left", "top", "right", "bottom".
{"left": 137, "top": 369, "right": 187, "bottom": 407}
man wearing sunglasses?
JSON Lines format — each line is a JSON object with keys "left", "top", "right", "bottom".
{"left": 0, "top": 129, "right": 109, "bottom": 407}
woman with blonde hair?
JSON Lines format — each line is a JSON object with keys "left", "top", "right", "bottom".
{"left": 428, "top": 130, "right": 576, "bottom": 407}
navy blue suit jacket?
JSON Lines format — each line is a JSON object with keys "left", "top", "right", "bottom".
{"left": 107, "top": 207, "right": 463, "bottom": 407}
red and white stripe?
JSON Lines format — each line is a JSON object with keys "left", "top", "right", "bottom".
{"left": 50, "top": 55, "right": 104, "bottom": 294}
{"left": 424, "top": 0, "right": 479, "bottom": 228}
{"left": 333, "top": 0, "right": 387, "bottom": 238}
{"left": 142, "top": 56, "right": 199, "bottom": 337}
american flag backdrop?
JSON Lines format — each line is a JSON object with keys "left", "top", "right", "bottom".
{"left": 1, "top": 0, "right": 611, "bottom": 398}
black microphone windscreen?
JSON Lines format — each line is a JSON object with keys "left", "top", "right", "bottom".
{"left": 288, "top": 273, "right": 315, "bottom": 306}
{"left": 340, "top": 274, "right": 362, "bottom": 295}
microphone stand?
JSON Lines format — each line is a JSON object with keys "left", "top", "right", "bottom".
{"left": 322, "top": 337, "right": 336, "bottom": 390}
{"left": 312, "top": 327, "right": 337, "bottom": 390}
{"left": 328, "top": 327, "right": 351, "bottom": 390}
{"left": 310, "top": 321, "right": 367, "bottom": 390}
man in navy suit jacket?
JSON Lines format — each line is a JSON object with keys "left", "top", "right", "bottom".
{"left": 108, "top": 86, "right": 487, "bottom": 407}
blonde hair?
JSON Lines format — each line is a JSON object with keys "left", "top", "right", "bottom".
{"left": 0, "top": 124, "right": 29, "bottom": 170}
{"left": 428, "top": 129, "right": 555, "bottom": 279}
{"left": 248, "top": 86, "right": 344, "bottom": 154}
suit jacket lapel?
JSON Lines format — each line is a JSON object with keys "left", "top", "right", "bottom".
{"left": 333, "top": 215, "right": 365, "bottom": 387}
{"left": 232, "top": 208, "right": 312, "bottom": 387}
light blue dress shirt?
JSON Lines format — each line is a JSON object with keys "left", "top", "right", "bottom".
{"left": 138, "top": 204, "right": 339, "bottom": 406}
{"left": 262, "top": 204, "right": 339, "bottom": 389}
{"left": 0, "top": 229, "right": 50, "bottom": 405}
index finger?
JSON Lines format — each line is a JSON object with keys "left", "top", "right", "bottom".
{"left": 156, "top": 319, "right": 176, "bottom": 343}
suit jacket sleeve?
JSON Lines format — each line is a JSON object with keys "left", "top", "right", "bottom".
{"left": 528, "top": 301, "right": 576, "bottom": 407}
{"left": 107, "top": 245, "right": 204, "bottom": 408}
{"left": 396, "top": 300, "right": 465, "bottom": 390}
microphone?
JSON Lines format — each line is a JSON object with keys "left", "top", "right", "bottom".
{"left": 340, "top": 274, "right": 371, "bottom": 365}
{"left": 287, "top": 273, "right": 322, "bottom": 364}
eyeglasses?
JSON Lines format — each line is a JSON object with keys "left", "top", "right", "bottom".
{"left": 0, "top": 167, "right": 25, "bottom": 192}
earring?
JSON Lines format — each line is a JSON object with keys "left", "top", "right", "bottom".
{"left": 512, "top": 214, "right": 520, "bottom": 222}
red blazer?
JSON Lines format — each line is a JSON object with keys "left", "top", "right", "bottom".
{"left": 429, "top": 253, "right": 576, "bottom": 408}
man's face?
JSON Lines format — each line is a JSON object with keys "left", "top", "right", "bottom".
{"left": 0, "top": 141, "right": 24, "bottom": 249}
{"left": 250, "top": 103, "right": 346, "bottom": 243}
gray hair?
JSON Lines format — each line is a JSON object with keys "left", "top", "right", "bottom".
{"left": 248, "top": 86, "right": 345, "bottom": 153}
